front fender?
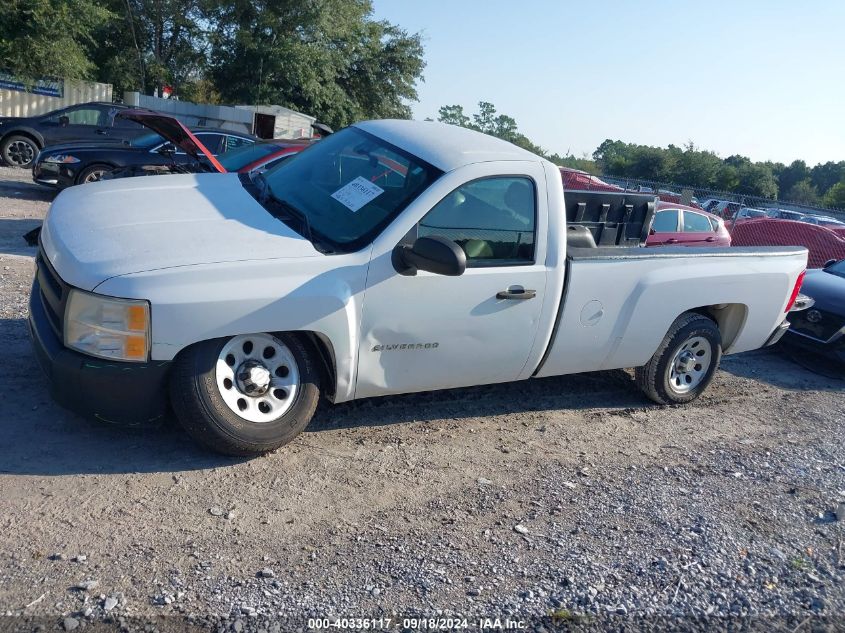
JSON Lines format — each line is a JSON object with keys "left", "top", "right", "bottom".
{"left": 95, "top": 253, "right": 371, "bottom": 403}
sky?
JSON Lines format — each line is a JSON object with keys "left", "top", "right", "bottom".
{"left": 371, "top": 0, "right": 845, "bottom": 167}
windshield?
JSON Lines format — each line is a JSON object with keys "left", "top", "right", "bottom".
{"left": 258, "top": 127, "right": 442, "bottom": 252}
{"left": 219, "top": 142, "right": 284, "bottom": 171}
{"left": 130, "top": 131, "right": 165, "bottom": 148}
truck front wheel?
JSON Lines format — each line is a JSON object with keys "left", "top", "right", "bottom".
{"left": 170, "top": 333, "right": 320, "bottom": 456}
{"left": 635, "top": 312, "right": 722, "bottom": 405}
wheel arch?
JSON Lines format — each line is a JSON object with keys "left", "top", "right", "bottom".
{"left": 1, "top": 127, "right": 44, "bottom": 148}
{"left": 687, "top": 303, "right": 748, "bottom": 352}
{"left": 293, "top": 330, "right": 337, "bottom": 402}
{"left": 76, "top": 161, "right": 118, "bottom": 184}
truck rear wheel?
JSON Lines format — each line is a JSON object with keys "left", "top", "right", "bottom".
{"left": 170, "top": 333, "right": 320, "bottom": 456}
{"left": 635, "top": 312, "right": 722, "bottom": 405}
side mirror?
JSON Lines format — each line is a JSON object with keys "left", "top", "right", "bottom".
{"left": 392, "top": 236, "right": 466, "bottom": 276}
{"left": 58, "top": 115, "right": 69, "bottom": 126}
{"left": 649, "top": 228, "right": 656, "bottom": 235}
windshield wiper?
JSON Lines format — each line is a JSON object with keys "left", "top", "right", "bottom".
{"left": 263, "top": 194, "right": 334, "bottom": 254}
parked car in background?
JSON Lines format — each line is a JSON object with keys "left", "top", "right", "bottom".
{"left": 710, "top": 201, "right": 744, "bottom": 220}
{"left": 32, "top": 123, "right": 257, "bottom": 188}
{"left": 801, "top": 215, "right": 845, "bottom": 228}
{"left": 731, "top": 219, "right": 845, "bottom": 268}
{"left": 733, "top": 207, "right": 769, "bottom": 222}
{"left": 217, "top": 139, "right": 311, "bottom": 174}
{"left": 646, "top": 202, "right": 731, "bottom": 247}
{"left": 698, "top": 199, "right": 722, "bottom": 212}
{"left": 785, "top": 259, "right": 845, "bottom": 361}
{"left": 559, "top": 167, "right": 623, "bottom": 192}
{"left": 767, "top": 209, "right": 806, "bottom": 221}
{"left": 0, "top": 102, "right": 147, "bottom": 168}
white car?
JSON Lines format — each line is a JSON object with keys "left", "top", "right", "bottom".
{"left": 30, "top": 120, "right": 809, "bottom": 455}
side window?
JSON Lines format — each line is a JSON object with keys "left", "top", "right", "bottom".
{"left": 63, "top": 106, "right": 105, "bottom": 126}
{"left": 195, "top": 133, "right": 223, "bottom": 154}
{"left": 651, "top": 209, "right": 679, "bottom": 232}
{"left": 683, "top": 211, "right": 714, "bottom": 232}
{"left": 225, "top": 135, "right": 254, "bottom": 152}
{"left": 418, "top": 177, "right": 536, "bottom": 266}
{"left": 111, "top": 109, "right": 144, "bottom": 129}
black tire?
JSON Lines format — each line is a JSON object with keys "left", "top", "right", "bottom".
{"left": 1, "top": 134, "right": 39, "bottom": 168}
{"left": 635, "top": 312, "right": 722, "bottom": 405}
{"left": 77, "top": 163, "right": 113, "bottom": 185}
{"left": 169, "top": 333, "right": 321, "bottom": 456}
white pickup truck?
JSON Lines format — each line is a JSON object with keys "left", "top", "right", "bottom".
{"left": 30, "top": 120, "right": 808, "bottom": 455}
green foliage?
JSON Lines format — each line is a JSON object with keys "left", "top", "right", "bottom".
{"left": 206, "top": 0, "right": 424, "bottom": 128}
{"left": 0, "top": 0, "right": 112, "bottom": 82}
{"left": 823, "top": 182, "right": 845, "bottom": 210}
{"left": 785, "top": 179, "right": 819, "bottom": 206}
{"left": 435, "top": 101, "right": 553, "bottom": 161}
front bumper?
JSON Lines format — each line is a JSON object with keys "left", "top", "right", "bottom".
{"left": 31, "top": 161, "right": 76, "bottom": 188}
{"left": 28, "top": 278, "right": 171, "bottom": 426}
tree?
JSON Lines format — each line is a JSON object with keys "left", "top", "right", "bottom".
{"left": 436, "top": 105, "right": 470, "bottom": 128}
{"left": 823, "top": 182, "right": 845, "bottom": 210}
{"left": 90, "top": 0, "right": 212, "bottom": 97}
{"left": 778, "top": 160, "right": 809, "bottom": 197}
{"left": 735, "top": 163, "right": 778, "bottom": 198}
{"left": 206, "top": 0, "right": 424, "bottom": 128}
{"left": 810, "top": 161, "right": 845, "bottom": 197}
{"left": 0, "top": 0, "right": 111, "bottom": 82}
{"left": 784, "top": 179, "right": 819, "bottom": 205}
{"left": 436, "top": 101, "right": 548, "bottom": 157}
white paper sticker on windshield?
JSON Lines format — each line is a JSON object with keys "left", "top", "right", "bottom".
{"left": 331, "top": 176, "right": 385, "bottom": 212}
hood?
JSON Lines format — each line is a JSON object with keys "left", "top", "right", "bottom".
{"left": 41, "top": 173, "right": 321, "bottom": 291}
{"left": 801, "top": 268, "right": 845, "bottom": 314}
{"left": 117, "top": 109, "right": 226, "bottom": 173}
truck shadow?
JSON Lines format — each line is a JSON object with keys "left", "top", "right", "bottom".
{"left": 719, "top": 346, "right": 845, "bottom": 388}
{"left": 309, "top": 369, "right": 644, "bottom": 432}
{"left": 0, "top": 315, "right": 650, "bottom": 476}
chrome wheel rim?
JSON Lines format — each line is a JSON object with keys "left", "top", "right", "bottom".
{"left": 6, "top": 140, "right": 35, "bottom": 166}
{"left": 215, "top": 334, "right": 300, "bottom": 423}
{"left": 83, "top": 169, "right": 107, "bottom": 183}
{"left": 667, "top": 336, "right": 712, "bottom": 394}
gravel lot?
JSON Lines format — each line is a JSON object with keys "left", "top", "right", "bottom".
{"left": 0, "top": 166, "right": 844, "bottom": 632}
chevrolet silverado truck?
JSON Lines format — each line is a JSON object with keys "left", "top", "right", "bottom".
{"left": 29, "top": 120, "right": 808, "bottom": 455}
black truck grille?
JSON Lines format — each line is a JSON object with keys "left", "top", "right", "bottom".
{"left": 35, "top": 249, "right": 68, "bottom": 337}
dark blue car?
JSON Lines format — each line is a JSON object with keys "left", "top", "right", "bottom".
{"left": 786, "top": 259, "right": 845, "bottom": 360}
{"left": 0, "top": 102, "right": 147, "bottom": 168}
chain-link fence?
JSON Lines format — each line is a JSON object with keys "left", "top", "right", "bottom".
{"left": 560, "top": 169, "right": 845, "bottom": 268}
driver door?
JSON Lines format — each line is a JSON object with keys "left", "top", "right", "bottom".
{"left": 356, "top": 163, "right": 549, "bottom": 398}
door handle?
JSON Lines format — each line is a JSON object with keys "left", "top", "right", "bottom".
{"left": 665, "top": 238, "right": 679, "bottom": 244}
{"left": 96, "top": 129, "right": 107, "bottom": 135}
{"left": 496, "top": 288, "right": 536, "bottom": 300}
{"left": 705, "top": 236, "right": 716, "bottom": 242}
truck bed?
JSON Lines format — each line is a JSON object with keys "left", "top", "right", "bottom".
{"left": 533, "top": 244, "right": 807, "bottom": 379}
{"left": 565, "top": 190, "right": 656, "bottom": 247}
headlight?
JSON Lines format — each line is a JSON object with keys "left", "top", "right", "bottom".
{"left": 64, "top": 290, "right": 150, "bottom": 362}
{"left": 44, "top": 154, "right": 81, "bottom": 164}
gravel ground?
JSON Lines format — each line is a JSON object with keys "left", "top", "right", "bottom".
{"left": 0, "top": 168, "right": 844, "bottom": 632}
